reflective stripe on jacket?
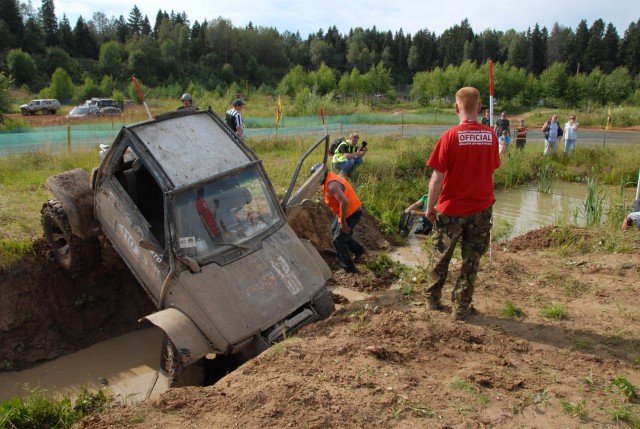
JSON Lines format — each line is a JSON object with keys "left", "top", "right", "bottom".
{"left": 332, "top": 141, "right": 353, "bottom": 164}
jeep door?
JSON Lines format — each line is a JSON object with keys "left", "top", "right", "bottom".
{"left": 94, "top": 140, "right": 170, "bottom": 305}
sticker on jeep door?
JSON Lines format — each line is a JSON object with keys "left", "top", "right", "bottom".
{"left": 270, "top": 255, "right": 303, "bottom": 295}
{"left": 179, "top": 237, "right": 197, "bottom": 248}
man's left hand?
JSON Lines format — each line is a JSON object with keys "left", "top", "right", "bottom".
{"left": 340, "top": 219, "right": 351, "bottom": 233}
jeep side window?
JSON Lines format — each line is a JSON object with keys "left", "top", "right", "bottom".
{"left": 110, "top": 144, "right": 166, "bottom": 248}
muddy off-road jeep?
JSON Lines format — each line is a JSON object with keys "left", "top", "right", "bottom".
{"left": 41, "top": 108, "right": 334, "bottom": 386}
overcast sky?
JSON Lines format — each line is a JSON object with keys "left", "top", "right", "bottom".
{"left": 53, "top": 0, "right": 636, "bottom": 38}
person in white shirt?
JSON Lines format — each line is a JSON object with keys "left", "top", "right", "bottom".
{"left": 564, "top": 115, "right": 580, "bottom": 155}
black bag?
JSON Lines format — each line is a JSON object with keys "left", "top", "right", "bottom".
{"left": 397, "top": 212, "right": 415, "bottom": 238}
{"left": 329, "top": 138, "right": 345, "bottom": 155}
{"left": 414, "top": 217, "right": 434, "bottom": 235}
{"left": 225, "top": 112, "right": 237, "bottom": 131}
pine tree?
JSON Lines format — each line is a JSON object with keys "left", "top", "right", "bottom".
{"left": 39, "top": 0, "right": 58, "bottom": 46}
{"left": 601, "top": 23, "right": 620, "bottom": 72}
{"left": 527, "top": 24, "right": 547, "bottom": 76}
{"left": 0, "top": 0, "right": 24, "bottom": 47}
{"left": 128, "top": 5, "right": 143, "bottom": 36}
{"left": 583, "top": 19, "right": 605, "bottom": 73}
{"left": 73, "top": 16, "right": 98, "bottom": 58}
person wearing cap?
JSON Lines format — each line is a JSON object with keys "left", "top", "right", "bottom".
{"left": 226, "top": 99, "right": 246, "bottom": 140}
{"left": 177, "top": 93, "right": 193, "bottom": 110}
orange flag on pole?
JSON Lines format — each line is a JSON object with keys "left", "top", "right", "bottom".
{"left": 276, "top": 95, "right": 283, "bottom": 127}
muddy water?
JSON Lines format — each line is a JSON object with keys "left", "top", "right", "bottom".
{"left": 0, "top": 327, "right": 167, "bottom": 403}
{"left": 390, "top": 181, "right": 635, "bottom": 267}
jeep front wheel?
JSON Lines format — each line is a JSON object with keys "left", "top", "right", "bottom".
{"left": 41, "top": 199, "right": 99, "bottom": 273}
{"left": 21, "top": 109, "right": 28, "bottom": 116}
{"left": 160, "top": 335, "right": 205, "bottom": 388}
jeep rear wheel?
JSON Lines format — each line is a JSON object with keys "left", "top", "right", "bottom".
{"left": 41, "top": 199, "right": 99, "bottom": 273}
{"left": 160, "top": 335, "right": 205, "bottom": 388}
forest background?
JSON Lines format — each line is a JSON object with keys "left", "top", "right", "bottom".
{"left": 0, "top": 0, "right": 640, "bottom": 122}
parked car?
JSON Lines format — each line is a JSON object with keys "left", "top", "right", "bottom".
{"left": 20, "top": 99, "right": 61, "bottom": 115}
{"left": 85, "top": 98, "right": 123, "bottom": 114}
{"left": 41, "top": 108, "right": 334, "bottom": 387}
{"left": 67, "top": 105, "right": 99, "bottom": 118}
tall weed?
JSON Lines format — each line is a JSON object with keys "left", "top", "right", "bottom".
{"left": 582, "top": 175, "right": 606, "bottom": 227}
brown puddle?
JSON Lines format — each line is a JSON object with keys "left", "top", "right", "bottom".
{"left": 0, "top": 327, "right": 167, "bottom": 403}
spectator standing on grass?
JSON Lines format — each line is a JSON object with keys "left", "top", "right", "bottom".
{"left": 225, "top": 99, "right": 245, "bottom": 140}
{"left": 481, "top": 109, "right": 491, "bottom": 126}
{"left": 564, "top": 115, "right": 580, "bottom": 155}
{"left": 424, "top": 87, "right": 500, "bottom": 321}
{"left": 494, "top": 111, "right": 510, "bottom": 136}
{"left": 515, "top": 119, "right": 528, "bottom": 150}
{"left": 542, "top": 114, "right": 563, "bottom": 156}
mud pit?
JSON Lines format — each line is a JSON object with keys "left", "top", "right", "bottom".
{"left": 3, "top": 205, "right": 640, "bottom": 428}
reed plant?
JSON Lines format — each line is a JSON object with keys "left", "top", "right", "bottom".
{"left": 582, "top": 175, "right": 606, "bottom": 228}
{"left": 538, "top": 161, "right": 554, "bottom": 193}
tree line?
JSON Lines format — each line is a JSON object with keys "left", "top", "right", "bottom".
{"left": 0, "top": 0, "right": 639, "bottom": 108}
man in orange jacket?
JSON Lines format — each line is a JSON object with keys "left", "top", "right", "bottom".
{"left": 321, "top": 171, "right": 365, "bottom": 273}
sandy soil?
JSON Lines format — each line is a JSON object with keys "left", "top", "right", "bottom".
{"left": 80, "top": 221, "right": 640, "bottom": 428}
{"left": 3, "top": 201, "right": 639, "bottom": 427}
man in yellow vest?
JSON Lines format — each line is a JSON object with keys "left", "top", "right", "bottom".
{"left": 320, "top": 169, "right": 365, "bottom": 273}
{"left": 332, "top": 133, "right": 367, "bottom": 177}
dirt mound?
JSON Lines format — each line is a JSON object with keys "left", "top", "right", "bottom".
{"left": 82, "top": 226, "right": 640, "bottom": 428}
{"left": 288, "top": 203, "right": 394, "bottom": 253}
{"left": 504, "top": 225, "right": 558, "bottom": 250}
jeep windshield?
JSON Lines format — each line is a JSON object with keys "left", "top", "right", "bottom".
{"left": 172, "top": 166, "right": 282, "bottom": 262}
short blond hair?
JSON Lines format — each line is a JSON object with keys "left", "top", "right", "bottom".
{"left": 349, "top": 132, "right": 359, "bottom": 139}
{"left": 455, "top": 87, "right": 480, "bottom": 113}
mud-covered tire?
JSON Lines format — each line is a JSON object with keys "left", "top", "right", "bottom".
{"left": 160, "top": 335, "right": 205, "bottom": 388}
{"left": 312, "top": 287, "right": 335, "bottom": 320}
{"left": 21, "top": 109, "right": 28, "bottom": 116}
{"left": 41, "top": 199, "right": 99, "bottom": 273}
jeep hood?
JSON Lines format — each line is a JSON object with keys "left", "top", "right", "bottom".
{"left": 165, "top": 224, "right": 326, "bottom": 347}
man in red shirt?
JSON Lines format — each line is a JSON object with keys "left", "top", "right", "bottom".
{"left": 424, "top": 87, "right": 500, "bottom": 320}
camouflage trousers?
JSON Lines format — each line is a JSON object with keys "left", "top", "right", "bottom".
{"left": 425, "top": 207, "right": 492, "bottom": 309}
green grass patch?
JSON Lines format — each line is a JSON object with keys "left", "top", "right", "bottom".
{"left": 450, "top": 378, "right": 476, "bottom": 393}
{"left": 501, "top": 301, "right": 525, "bottom": 319}
{"left": 561, "top": 399, "right": 589, "bottom": 420}
{"left": 540, "top": 303, "right": 568, "bottom": 320}
{"left": 0, "top": 386, "right": 112, "bottom": 429}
